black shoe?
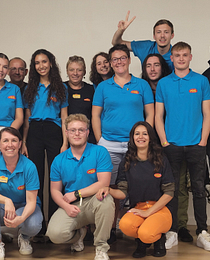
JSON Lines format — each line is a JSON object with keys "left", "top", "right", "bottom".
{"left": 2, "top": 233, "right": 13, "bottom": 243}
{"left": 132, "top": 238, "right": 147, "bottom": 258}
{"left": 107, "top": 228, "right": 117, "bottom": 245}
{"left": 178, "top": 227, "right": 193, "bottom": 242}
{"left": 153, "top": 234, "right": 166, "bottom": 257}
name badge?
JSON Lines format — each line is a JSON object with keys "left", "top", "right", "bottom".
{"left": 0, "top": 176, "right": 8, "bottom": 183}
{"left": 73, "top": 94, "right": 81, "bottom": 99}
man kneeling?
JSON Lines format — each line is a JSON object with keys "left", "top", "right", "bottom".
{"left": 46, "top": 114, "right": 114, "bottom": 260}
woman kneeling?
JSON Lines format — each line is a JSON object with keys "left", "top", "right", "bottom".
{"left": 97, "top": 121, "right": 174, "bottom": 258}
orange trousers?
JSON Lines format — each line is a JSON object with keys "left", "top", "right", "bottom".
{"left": 119, "top": 201, "right": 172, "bottom": 244}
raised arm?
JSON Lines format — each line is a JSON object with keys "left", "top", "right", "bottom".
{"left": 112, "top": 10, "right": 136, "bottom": 50}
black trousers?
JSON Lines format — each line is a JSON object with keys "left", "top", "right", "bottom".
{"left": 27, "top": 120, "right": 63, "bottom": 233}
{"left": 164, "top": 144, "right": 207, "bottom": 235}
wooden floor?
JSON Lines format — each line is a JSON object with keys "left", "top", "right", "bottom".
{"left": 3, "top": 226, "right": 210, "bottom": 260}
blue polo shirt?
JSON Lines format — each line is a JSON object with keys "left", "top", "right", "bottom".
{"left": 0, "top": 80, "right": 23, "bottom": 127}
{"left": 156, "top": 69, "right": 210, "bottom": 146}
{"left": 24, "top": 83, "right": 68, "bottom": 127}
{"left": 50, "top": 142, "right": 113, "bottom": 193}
{"left": 92, "top": 75, "right": 154, "bottom": 142}
{"left": 0, "top": 153, "right": 41, "bottom": 206}
{"left": 131, "top": 40, "right": 174, "bottom": 72}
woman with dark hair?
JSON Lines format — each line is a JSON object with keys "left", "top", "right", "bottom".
{"left": 0, "top": 53, "right": 23, "bottom": 130}
{"left": 97, "top": 121, "right": 174, "bottom": 258}
{"left": 22, "top": 49, "right": 68, "bottom": 240}
{"left": 64, "top": 55, "right": 95, "bottom": 143}
{"left": 0, "top": 127, "right": 43, "bottom": 258}
{"left": 90, "top": 52, "right": 114, "bottom": 89}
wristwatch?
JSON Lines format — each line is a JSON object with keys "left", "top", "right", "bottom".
{"left": 74, "top": 190, "right": 80, "bottom": 201}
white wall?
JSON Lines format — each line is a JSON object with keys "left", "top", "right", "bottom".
{"left": 2, "top": 0, "right": 210, "bottom": 81}
{"left": 2, "top": 0, "right": 210, "bottom": 225}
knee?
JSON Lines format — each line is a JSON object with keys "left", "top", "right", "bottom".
{"left": 119, "top": 214, "right": 137, "bottom": 237}
{"left": 96, "top": 195, "right": 115, "bottom": 214}
{"left": 47, "top": 224, "right": 73, "bottom": 244}
{"left": 138, "top": 228, "right": 155, "bottom": 244}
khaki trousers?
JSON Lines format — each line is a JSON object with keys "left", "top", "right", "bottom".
{"left": 46, "top": 194, "right": 115, "bottom": 252}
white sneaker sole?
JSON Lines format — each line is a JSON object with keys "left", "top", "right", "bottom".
{"left": 197, "top": 240, "right": 210, "bottom": 251}
{"left": 165, "top": 239, "right": 178, "bottom": 249}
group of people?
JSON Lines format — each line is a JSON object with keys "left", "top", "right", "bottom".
{"left": 1, "top": 10, "right": 210, "bottom": 260}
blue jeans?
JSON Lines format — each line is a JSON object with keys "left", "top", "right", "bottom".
{"left": 164, "top": 144, "right": 207, "bottom": 234}
{"left": 0, "top": 203, "right": 43, "bottom": 240}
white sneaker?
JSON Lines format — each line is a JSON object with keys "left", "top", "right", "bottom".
{"left": 94, "top": 249, "right": 110, "bottom": 260}
{"left": 71, "top": 227, "right": 87, "bottom": 252}
{"left": 197, "top": 230, "right": 210, "bottom": 251}
{"left": 165, "top": 231, "right": 178, "bottom": 249}
{"left": 18, "top": 234, "right": 33, "bottom": 255}
{"left": 0, "top": 242, "right": 5, "bottom": 260}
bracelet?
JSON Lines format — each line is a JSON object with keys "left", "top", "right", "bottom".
{"left": 78, "top": 190, "right": 82, "bottom": 198}
{"left": 23, "top": 141, "right": 26, "bottom": 144}
{"left": 162, "top": 141, "right": 168, "bottom": 146}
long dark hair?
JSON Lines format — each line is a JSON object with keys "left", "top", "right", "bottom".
{"left": 89, "top": 52, "right": 114, "bottom": 86}
{"left": 124, "top": 121, "right": 163, "bottom": 172}
{"left": 142, "top": 53, "right": 171, "bottom": 82}
{"left": 24, "top": 49, "right": 66, "bottom": 108}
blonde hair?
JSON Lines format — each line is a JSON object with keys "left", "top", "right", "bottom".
{"left": 66, "top": 55, "right": 86, "bottom": 72}
{"left": 65, "top": 113, "right": 90, "bottom": 129}
{"left": 171, "top": 41, "right": 191, "bottom": 54}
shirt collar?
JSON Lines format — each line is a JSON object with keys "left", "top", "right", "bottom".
{"left": 0, "top": 153, "right": 23, "bottom": 175}
{"left": 67, "top": 142, "right": 91, "bottom": 161}
{"left": 171, "top": 69, "right": 193, "bottom": 81}
{"left": 108, "top": 74, "right": 137, "bottom": 86}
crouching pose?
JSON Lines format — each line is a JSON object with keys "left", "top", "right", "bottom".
{"left": 46, "top": 114, "right": 115, "bottom": 260}
{"left": 97, "top": 122, "right": 174, "bottom": 258}
{"left": 0, "top": 127, "right": 43, "bottom": 260}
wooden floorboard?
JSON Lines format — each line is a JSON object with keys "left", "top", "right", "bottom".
{"left": 3, "top": 226, "right": 210, "bottom": 259}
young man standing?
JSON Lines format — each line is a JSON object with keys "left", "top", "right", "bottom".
{"left": 46, "top": 114, "right": 114, "bottom": 260}
{"left": 155, "top": 42, "right": 210, "bottom": 251}
{"left": 112, "top": 11, "right": 174, "bottom": 71}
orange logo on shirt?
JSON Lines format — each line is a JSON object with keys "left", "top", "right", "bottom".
{"left": 84, "top": 98, "right": 90, "bottom": 102}
{"left": 189, "top": 89, "right": 197, "bottom": 93}
{"left": 131, "top": 90, "right": 139, "bottom": 94}
{"left": 18, "top": 185, "right": 25, "bottom": 190}
{"left": 87, "top": 169, "right": 96, "bottom": 174}
{"left": 50, "top": 97, "right": 57, "bottom": 102}
{"left": 154, "top": 173, "right": 162, "bottom": 178}
{"left": 8, "top": 95, "right": 16, "bottom": 100}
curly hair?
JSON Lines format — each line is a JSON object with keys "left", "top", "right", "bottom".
{"left": 89, "top": 52, "right": 114, "bottom": 87}
{"left": 24, "top": 49, "right": 66, "bottom": 108}
{"left": 124, "top": 121, "right": 164, "bottom": 173}
{"left": 142, "top": 53, "right": 171, "bottom": 82}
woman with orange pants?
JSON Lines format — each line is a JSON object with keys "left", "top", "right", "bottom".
{"left": 96, "top": 121, "right": 174, "bottom": 258}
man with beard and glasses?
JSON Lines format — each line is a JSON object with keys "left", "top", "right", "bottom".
{"left": 112, "top": 11, "right": 174, "bottom": 72}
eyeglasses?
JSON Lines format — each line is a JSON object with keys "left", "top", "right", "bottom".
{"left": 111, "top": 56, "right": 128, "bottom": 64}
{"left": 67, "top": 128, "right": 88, "bottom": 135}
{"left": 9, "top": 67, "right": 25, "bottom": 73}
